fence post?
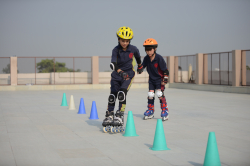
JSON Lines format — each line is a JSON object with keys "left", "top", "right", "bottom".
{"left": 232, "top": 50, "right": 241, "bottom": 86}
{"left": 195, "top": 53, "right": 203, "bottom": 85}
{"left": 10, "top": 56, "right": 18, "bottom": 86}
{"left": 203, "top": 54, "right": 208, "bottom": 84}
{"left": 91, "top": 56, "right": 99, "bottom": 84}
{"left": 241, "top": 51, "right": 246, "bottom": 86}
{"left": 167, "top": 56, "right": 174, "bottom": 83}
{"left": 174, "top": 56, "right": 178, "bottom": 83}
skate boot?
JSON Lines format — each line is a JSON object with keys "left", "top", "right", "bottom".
{"left": 111, "top": 110, "right": 124, "bottom": 133}
{"left": 102, "top": 111, "right": 114, "bottom": 133}
{"left": 161, "top": 103, "right": 169, "bottom": 121}
{"left": 144, "top": 104, "right": 154, "bottom": 120}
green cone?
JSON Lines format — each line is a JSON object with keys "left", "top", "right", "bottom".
{"left": 61, "top": 93, "right": 68, "bottom": 106}
{"left": 123, "top": 111, "right": 138, "bottom": 137}
{"left": 203, "top": 132, "right": 221, "bottom": 166}
{"left": 150, "top": 119, "right": 170, "bottom": 151}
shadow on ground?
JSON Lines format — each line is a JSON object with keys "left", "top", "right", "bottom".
{"left": 144, "top": 143, "right": 152, "bottom": 148}
{"left": 188, "top": 161, "right": 202, "bottom": 166}
{"left": 133, "top": 113, "right": 144, "bottom": 119}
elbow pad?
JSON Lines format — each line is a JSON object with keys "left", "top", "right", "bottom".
{"left": 164, "top": 69, "right": 169, "bottom": 76}
{"left": 110, "top": 62, "right": 118, "bottom": 72}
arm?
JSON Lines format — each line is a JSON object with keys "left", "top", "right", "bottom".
{"left": 159, "top": 56, "right": 169, "bottom": 83}
{"left": 134, "top": 47, "right": 142, "bottom": 66}
{"left": 110, "top": 48, "right": 119, "bottom": 72}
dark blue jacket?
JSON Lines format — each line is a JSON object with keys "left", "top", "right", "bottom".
{"left": 142, "top": 53, "right": 168, "bottom": 84}
{"left": 111, "top": 44, "right": 141, "bottom": 72}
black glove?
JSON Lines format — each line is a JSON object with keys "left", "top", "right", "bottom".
{"left": 163, "top": 75, "right": 168, "bottom": 84}
{"left": 137, "top": 65, "right": 144, "bottom": 74}
{"left": 118, "top": 71, "right": 129, "bottom": 80}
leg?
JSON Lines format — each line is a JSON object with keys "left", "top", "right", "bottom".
{"left": 112, "top": 77, "right": 132, "bottom": 131}
{"left": 103, "top": 78, "right": 120, "bottom": 132}
{"left": 156, "top": 85, "right": 169, "bottom": 121}
{"left": 144, "top": 82, "right": 155, "bottom": 120}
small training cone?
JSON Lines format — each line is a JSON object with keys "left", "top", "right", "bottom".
{"left": 61, "top": 93, "right": 68, "bottom": 106}
{"left": 123, "top": 111, "right": 138, "bottom": 137}
{"left": 203, "top": 132, "right": 221, "bottom": 166}
{"left": 78, "top": 98, "right": 86, "bottom": 114}
{"left": 150, "top": 119, "right": 170, "bottom": 151}
{"left": 68, "top": 95, "right": 76, "bottom": 110}
{"left": 89, "top": 101, "right": 99, "bottom": 119}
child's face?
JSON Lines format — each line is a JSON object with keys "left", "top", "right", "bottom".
{"left": 119, "top": 39, "right": 130, "bottom": 49}
{"left": 146, "top": 48, "right": 155, "bottom": 57}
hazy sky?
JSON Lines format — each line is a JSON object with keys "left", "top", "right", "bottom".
{"left": 0, "top": 0, "right": 250, "bottom": 58}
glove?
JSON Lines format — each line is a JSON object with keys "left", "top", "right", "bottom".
{"left": 163, "top": 75, "right": 168, "bottom": 83}
{"left": 137, "top": 65, "right": 144, "bottom": 74}
{"left": 118, "top": 71, "right": 129, "bottom": 80}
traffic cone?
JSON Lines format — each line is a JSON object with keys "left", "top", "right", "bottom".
{"left": 61, "top": 93, "right": 68, "bottom": 106}
{"left": 78, "top": 98, "right": 86, "bottom": 114}
{"left": 89, "top": 101, "right": 99, "bottom": 119}
{"left": 123, "top": 111, "right": 138, "bottom": 137}
{"left": 150, "top": 119, "right": 170, "bottom": 151}
{"left": 203, "top": 132, "right": 221, "bottom": 166}
{"left": 68, "top": 95, "right": 76, "bottom": 110}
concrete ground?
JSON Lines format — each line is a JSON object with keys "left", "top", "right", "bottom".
{"left": 0, "top": 88, "right": 249, "bottom": 166}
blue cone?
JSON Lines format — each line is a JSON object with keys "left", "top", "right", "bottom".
{"left": 78, "top": 98, "right": 86, "bottom": 114}
{"left": 89, "top": 101, "right": 99, "bottom": 119}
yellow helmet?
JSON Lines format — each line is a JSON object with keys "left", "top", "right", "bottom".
{"left": 116, "top": 26, "right": 133, "bottom": 40}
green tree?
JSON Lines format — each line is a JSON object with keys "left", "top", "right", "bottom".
{"left": 2, "top": 64, "right": 19, "bottom": 74}
{"left": 247, "top": 65, "right": 250, "bottom": 70}
{"left": 36, "top": 59, "right": 80, "bottom": 73}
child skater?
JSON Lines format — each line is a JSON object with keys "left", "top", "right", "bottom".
{"left": 102, "top": 26, "right": 143, "bottom": 132}
{"left": 139, "top": 38, "right": 169, "bottom": 121}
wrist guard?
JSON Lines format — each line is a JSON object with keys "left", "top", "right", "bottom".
{"left": 118, "top": 71, "right": 129, "bottom": 80}
{"left": 137, "top": 65, "right": 144, "bottom": 74}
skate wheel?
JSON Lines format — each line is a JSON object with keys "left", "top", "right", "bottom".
{"left": 115, "top": 129, "right": 120, "bottom": 133}
{"left": 162, "top": 116, "right": 169, "bottom": 121}
{"left": 103, "top": 127, "right": 108, "bottom": 133}
{"left": 110, "top": 127, "right": 115, "bottom": 133}
{"left": 107, "top": 126, "right": 110, "bottom": 132}
{"left": 144, "top": 116, "right": 148, "bottom": 120}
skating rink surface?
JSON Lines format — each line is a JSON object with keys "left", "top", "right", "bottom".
{"left": 0, "top": 88, "right": 249, "bottom": 166}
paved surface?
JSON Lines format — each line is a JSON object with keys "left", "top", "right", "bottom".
{"left": 0, "top": 88, "right": 250, "bottom": 166}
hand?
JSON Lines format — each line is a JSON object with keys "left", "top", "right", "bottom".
{"left": 163, "top": 75, "right": 168, "bottom": 84}
{"left": 118, "top": 71, "right": 129, "bottom": 80}
{"left": 137, "top": 65, "right": 143, "bottom": 74}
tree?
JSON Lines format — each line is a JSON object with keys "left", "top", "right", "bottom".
{"left": 247, "top": 65, "right": 250, "bottom": 70}
{"left": 36, "top": 59, "right": 80, "bottom": 73}
{"left": 2, "top": 64, "right": 19, "bottom": 74}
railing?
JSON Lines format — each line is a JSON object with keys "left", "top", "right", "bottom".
{"left": 0, "top": 57, "right": 10, "bottom": 85}
{"left": 204, "top": 51, "right": 232, "bottom": 85}
{"left": 242, "top": 50, "right": 250, "bottom": 86}
{"left": 1, "top": 50, "right": 249, "bottom": 87}
{"left": 176, "top": 55, "right": 196, "bottom": 83}
{"left": 17, "top": 57, "right": 92, "bottom": 85}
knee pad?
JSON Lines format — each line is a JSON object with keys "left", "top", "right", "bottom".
{"left": 108, "top": 94, "right": 116, "bottom": 104}
{"left": 117, "top": 89, "right": 127, "bottom": 102}
{"left": 148, "top": 92, "right": 155, "bottom": 98}
{"left": 156, "top": 90, "right": 163, "bottom": 98}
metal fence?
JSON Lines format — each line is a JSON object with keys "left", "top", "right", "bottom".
{"left": 17, "top": 57, "right": 92, "bottom": 85}
{"left": 205, "top": 51, "right": 232, "bottom": 85}
{"left": 176, "top": 55, "right": 196, "bottom": 83}
{"left": 242, "top": 50, "right": 250, "bottom": 86}
{"left": 0, "top": 57, "right": 10, "bottom": 85}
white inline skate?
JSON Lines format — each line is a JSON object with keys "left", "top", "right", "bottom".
{"left": 110, "top": 110, "right": 124, "bottom": 133}
{"left": 102, "top": 111, "right": 114, "bottom": 133}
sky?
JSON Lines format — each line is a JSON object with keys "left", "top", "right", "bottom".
{"left": 0, "top": 0, "right": 250, "bottom": 59}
